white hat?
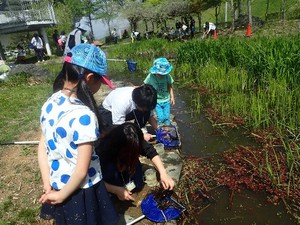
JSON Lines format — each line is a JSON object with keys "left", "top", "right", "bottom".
{"left": 77, "top": 17, "right": 91, "bottom": 32}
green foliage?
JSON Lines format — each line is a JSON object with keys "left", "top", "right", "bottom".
{"left": 47, "top": 2, "right": 73, "bottom": 40}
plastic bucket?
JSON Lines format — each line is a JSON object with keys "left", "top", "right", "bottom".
{"left": 126, "top": 60, "right": 137, "bottom": 72}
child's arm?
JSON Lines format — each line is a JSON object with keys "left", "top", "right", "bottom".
{"left": 38, "top": 134, "right": 51, "bottom": 194}
{"left": 39, "top": 142, "right": 93, "bottom": 204}
{"left": 169, "top": 84, "right": 175, "bottom": 105}
{"left": 151, "top": 155, "right": 175, "bottom": 190}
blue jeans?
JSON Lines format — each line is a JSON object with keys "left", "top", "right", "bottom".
{"left": 156, "top": 101, "right": 171, "bottom": 125}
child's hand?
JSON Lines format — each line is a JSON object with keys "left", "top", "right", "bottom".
{"left": 39, "top": 190, "right": 65, "bottom": 205}
{"left": 143, "top": 133, "right": 152, "bottom": 141}
{"left": 171, "top": 97, "right": 175, "bottom": 105}
{"left": 43, "top": 183, "right": 52, "bottom": 194}
{"left": 115, "top": 186, "right": 135, "bottom": 201}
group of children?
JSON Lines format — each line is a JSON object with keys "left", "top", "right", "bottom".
{"left": 38, "top": 43, "right": 175, "bottom": 225}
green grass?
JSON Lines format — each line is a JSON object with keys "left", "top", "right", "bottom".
{"left": 0, "top": 70, "right": 55, "bottom": 143}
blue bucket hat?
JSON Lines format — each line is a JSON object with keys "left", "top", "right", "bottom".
{"left": 149, "top": 58, "right": 173, "bottom": 75}
{"left": 65, "top": 43, "right": 115, "bottom": 89}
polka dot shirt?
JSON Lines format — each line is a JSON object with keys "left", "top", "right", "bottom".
{"left": 40, "top": 91, "right": 102, "bottom": 190}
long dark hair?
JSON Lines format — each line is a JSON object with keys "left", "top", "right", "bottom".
{"left": 97, "top": 123, "right": 143, "bottom": 176}
{"left": 52, "top": 62, "right": 104, "bottom": 130}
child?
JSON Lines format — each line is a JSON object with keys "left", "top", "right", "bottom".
{"left": 31, "top": 33, "right": 44, "bottom": 62}
{"left": 144, "top": 58, "right": 175, "bottom": 126}
{"left": 96, "top": 123, "right": 144, "bottom": 201}
{"left": 38, "top": 43, "right": 119, "bottom": 225}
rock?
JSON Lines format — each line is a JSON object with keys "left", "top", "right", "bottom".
{"left": 8, "top": 64, "right": 53, "bottom": 82}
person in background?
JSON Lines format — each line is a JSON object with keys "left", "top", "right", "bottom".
{"left": 190, "top": 16, "right": 196, "bottom": 38}
{"left": 64, "top": 18, "right": 91, "bottom": 56}
{"left": 31, "top": 33, "right": 44, "bottom": 62}
{"left": 175, "top": 20, "right": 182, "bottom": 35}
{"left": 58, "top": 31, "right": 67, "bottom": 52}
{"left": 181, "top": 22, "right": 188, "bottom": 38}
{"left": 38, "top": 43, "right": 119, "bottom": 225}
{"left": 204, "top": 21, "right": 216, "bottom": 38}
{"left": 144, "top": 58, "right": 175, "bottom": 126}
{"left": 52, "top": 30, "right": 60, "bottom": 54}
{"left": 16, "top": 44, "right": 26, "bottom": 63}
{"left": 111, "top": 28, "right": 118, "bottom": 44}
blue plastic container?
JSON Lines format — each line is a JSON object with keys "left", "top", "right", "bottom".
{"left": 126, "top": 60, "right": 137, "bottom": 72}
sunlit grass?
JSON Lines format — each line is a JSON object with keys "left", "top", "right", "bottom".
{"left": 0, "top": 82, "right": 51, "bottom": 142}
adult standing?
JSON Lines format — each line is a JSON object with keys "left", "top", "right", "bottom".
{"left": 204, "top": 21, "right": 216, "bottom": 38}
{"left": 111, "top": 28, "right": 118, "bottom": 44}
{"left": 52, "top": 30, "right": 60, "bottom": 54}
{"left": 63, "top": 18, "right": 91, "bottom": 56}
{"left": 190, "top": 16, "right": 196, "bottom": 38}
{"left": 31, "top": 33, "right": 44, "bottom": 62}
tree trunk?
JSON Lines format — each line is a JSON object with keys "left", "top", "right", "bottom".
{"left": 248, "top": 0, "right": 252, "bottom": 26}
{"left": 197, "top": 12, "right": 202, "bottom": 34}
{"left": 225, "top": 1, "right": 228, "bottom": 23}
{"left": 151, "top": 20, "right": 155, "bottom": 32}
{"left": 215, "top": 5, "right": 220, "bottom": 29}
{"left": 265, "top": 0, "right": 270, "bottom": 21}
{"left": 88, "top": 14, "right": 94, "bottom": 42}
{"left": 144, "top": 19, "right": 148, "bottom": 32}
{"left": 281, "top": 0, "right": 286, "bottom": 21}
{"left": 237, "top": 0, "right": 241, "bottom": 18}
{"left": 230, "top": 0, "right": 235, "bottom": 31}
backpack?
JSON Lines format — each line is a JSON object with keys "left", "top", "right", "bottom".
{"left": 67, "top": 29, "right": 79, "bottom": 50}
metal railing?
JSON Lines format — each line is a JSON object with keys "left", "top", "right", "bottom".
{"left": 0, "top": 1, "right": 56, "bottom": 33}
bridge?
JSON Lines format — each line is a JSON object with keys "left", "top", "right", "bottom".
{"left": 0, "top": 0, "right": 56, "bottom": 58}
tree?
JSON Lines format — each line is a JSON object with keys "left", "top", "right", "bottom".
{"left": 122, "top": 0, "right": 144, "bottom": 32}
{"left": 93, "top": 0, "right": 120, "bottom": 35}
{"left": 189, "top": 0, "right": 222, "bottom": 33}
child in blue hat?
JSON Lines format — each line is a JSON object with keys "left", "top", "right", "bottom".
{"left": 144, "top": 57, "right": 175, "bottom": 125}
{"left": 38, "top": 43, "right": 118, "bottom": 225}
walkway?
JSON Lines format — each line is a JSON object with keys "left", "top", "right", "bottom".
{"left": 94, "top": 81, "right": 183, "bottom": 225}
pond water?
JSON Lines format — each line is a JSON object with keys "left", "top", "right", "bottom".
{"left": 173, "top": 89, "right": 298, "bottom": 225}
{"left": 108, "top": 70, "right": 298, "bottom": 225}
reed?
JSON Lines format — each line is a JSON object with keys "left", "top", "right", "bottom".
{"left": 105, "top": 35, "right": 300, "bottom": 185}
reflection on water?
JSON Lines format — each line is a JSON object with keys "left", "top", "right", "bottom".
{"left": 173, "top": 89, "right": 257, "bottom": 157}
{"left": 199, "top": 187, "right": 297, "bottom": 225}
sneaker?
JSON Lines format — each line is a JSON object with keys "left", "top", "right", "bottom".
{"left": 37, "top": 60, "right": 41, "bottom": 63}
{"left": 42, "top": 60, "right": 45, "bottom": 62}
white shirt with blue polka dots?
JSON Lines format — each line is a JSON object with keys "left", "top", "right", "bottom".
{"left": 40, "top": 91, "right": 102, "bottom": 190}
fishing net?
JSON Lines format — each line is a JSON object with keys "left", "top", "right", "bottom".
{"left": 156, "top": 125, "right": 180, "bottom": 149}
{"left": 141, "top": 192, "right": 184, "bottom": 222}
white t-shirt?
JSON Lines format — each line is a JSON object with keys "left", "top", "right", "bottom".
{"left": 102, "top": 87, "right": 136, "bottom": 125}
{"left": 31, "top": 36, "right": 44, "bottom": 49}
